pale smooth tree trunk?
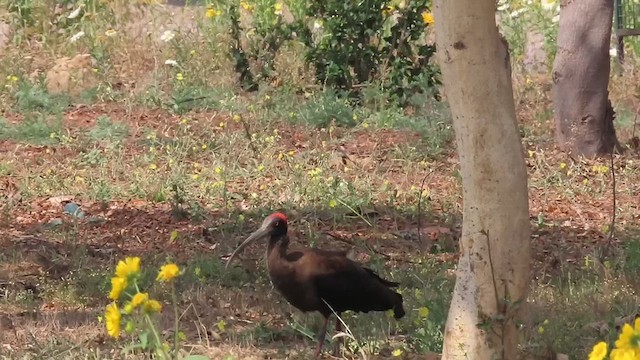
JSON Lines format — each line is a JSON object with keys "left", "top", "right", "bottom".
{"left": 551, "top": 0, "right": 621, "bottom": 157}
{"left": 433, "top": 1, "right": 531, "bottom": 359}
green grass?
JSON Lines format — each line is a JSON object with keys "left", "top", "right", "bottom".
{"left": 0, "top": 115, "right": 62, "bottom": 145}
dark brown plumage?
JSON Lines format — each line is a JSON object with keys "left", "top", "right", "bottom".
{"left": 225, "top": 212, "right": 405, "bottom": 358}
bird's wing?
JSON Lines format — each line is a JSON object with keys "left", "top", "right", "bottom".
{"left": 308, "top": 247, "right": 356, "bottom": 260}
{"left": 301, "top": 254, "right": 401, "bottom": 315}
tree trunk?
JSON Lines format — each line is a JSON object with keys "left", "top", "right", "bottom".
{"left": 551, "top": 0, "right": 621, "bottom": 157}
{"left": 433, "top": 1, "right": 531, "bottom": 359}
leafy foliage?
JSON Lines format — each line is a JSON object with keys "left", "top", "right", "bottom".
{"left": 224, "top": 0, "right": 440, "bottom": 106}
{"left": 298, "top": 0, "right": 439, "bottom": 103}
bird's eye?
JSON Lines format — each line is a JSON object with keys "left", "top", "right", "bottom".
{"left": 274, "top": 221, "right": 280, "bottom": 227}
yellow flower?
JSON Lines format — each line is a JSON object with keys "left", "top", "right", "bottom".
{"left": 422, "top": 11, "right": 434, "bottom": 25}
{"left": 274, "top": 2, "right": 283, "bottom": 15}
{"left": 610, "top": 348, "right": 636, "bottom": 360}
{"left": 176, "top": 73, "right": 184, "bottom": 81}
{"left": 105, "top": 302, "right": 121, "bottom": 338}
{"left": 205, "top": 7, "right": 222, "bottom": 18}
{"left": 328, "top": 199, "right": 338, "bottom": 208}
{"left": 588, "top": 342, "right": 607, "bottom": 360}
{"left": 392, "top": 348, "right": 403, "bottom": 357}
{"left": 559, "top": 162, "right": 567, "bottom": 169}
{"left": 157, "top": 263, "right": 180, "bottom": 282}
{"left": 240, "top": 1, "right": 254, "bottom": 11}
{"left": 592, "top": 164, "right": 609, "bottom": 173}
{"left": 115, "top": 257, "right": 141, "bottom": 279}
{"left": 109, "top": 276, "right": 128, "bottom": 300}
{"left": 616, "top": 318, "right": 640, "bottom": 351}
{"left": 105, "top": 29, "right": 117, "bottom": 37}
{"left": 131, "top": 292, "right": 149, "bottom": 308}
{"left": 143, "top": 299, "right": 163, "bottom": 313}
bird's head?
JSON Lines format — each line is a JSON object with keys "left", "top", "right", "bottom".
{"left": 225, "top": 212, "right": 288, "bottom": 270}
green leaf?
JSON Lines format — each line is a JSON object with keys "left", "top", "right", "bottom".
{"left": 139, "top": 331, "right": 149, "bottom": 349}
{"left": 170, "top": 230, "right": 179, "bottom": 242}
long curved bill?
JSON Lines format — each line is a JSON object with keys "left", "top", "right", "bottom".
{"left": 224, "top": 225, "right": 271, "bottom": 270}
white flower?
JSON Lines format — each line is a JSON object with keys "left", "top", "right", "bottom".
{"left": 610, "top": 48, "right": 618, "bottom": 57}
{"left": 313, "top": 20, "right": 323, "bottom": 30}
{"left": 509, "top": 8, "right": 526, "bottom": 18}
{"left": 164, "top": 59, "right": 178, "bottom": 66}
{"left": 68, "top": 5, "right": 83, "bottom": 19}
{"left": 70, "top": 31, "right": 85, "bottom": 43}
{"left": 160, "top": 30, "right": 175, "bottom": 42}
{"left": 497, "top": 1, "right": 509, "bottom": 12}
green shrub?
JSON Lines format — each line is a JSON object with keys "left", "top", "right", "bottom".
{"left": 224, "top": 0, "right": 440, "bottom": 106}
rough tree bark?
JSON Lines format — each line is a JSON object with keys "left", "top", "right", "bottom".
{"left": 551, "top": 0, "right": 621, "bottom": 157}
{"left": 433, "top": 1, "right": 531, "bottom": 359}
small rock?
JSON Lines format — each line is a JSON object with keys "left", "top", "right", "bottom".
{"left": 0, "top": 21, "right": 10, "bottom": 50}
{"left": 63, "top": 202, "right": 86, "bottom": 218}
{"left": 45, "top": 54, "right": 98, "bottom": 95}
{"left": 48, "top": 195, "right": 74, "bottom": 206}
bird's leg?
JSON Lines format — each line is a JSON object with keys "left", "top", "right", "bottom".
{"left": 315, "top": 316, "right": 330, "bottom": 358}
{"left": 332, "top": 314, "right": 343, "bottom": 357}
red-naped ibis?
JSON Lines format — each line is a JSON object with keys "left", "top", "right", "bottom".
{"left": 225, "top": 212, "right": 405, "bottom": 358}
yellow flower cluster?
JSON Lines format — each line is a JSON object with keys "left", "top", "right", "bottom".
{"left": 240, "top": 1, "right": 254, "bottom": 11}
{"left": 592, "top": 164, "right": 609, "bottom": 174}
{"left": 157, "top": 263, "right": 180, "bottom": 282}
{"left": 422, "top": 11, "right": 434, "bottom": 26}
{"left": 205, "top": 5, "right": 222, "bottom": 18}
{"left": 109, "top": 257, "right": 140, "bottom": 300}
{"left": 589, "top": 318, "right": 640, "bottom": 360}
{"left": 105, "top": 257, "right": 181, "bottom": 339}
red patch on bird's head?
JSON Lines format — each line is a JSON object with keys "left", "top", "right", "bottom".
{"left": 269, "top": 212, "right": 288, "bottom": 223}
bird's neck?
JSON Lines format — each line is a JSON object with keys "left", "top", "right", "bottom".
{"left": 267, "top": 235, "right": 289, "bottom": 259}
